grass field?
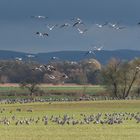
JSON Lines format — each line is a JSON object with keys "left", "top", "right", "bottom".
{"left": 0, "top": 84, "right": 106, "bottom": 98}
{"left": 0, "top": 100, "right": 140, "bottom": 140}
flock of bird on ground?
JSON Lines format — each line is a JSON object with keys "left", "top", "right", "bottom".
{"left": 0, "top": 96, "right": 138, "bottom": 104}
{"left": 0, "top": 107, "right": 140, "bottom": 126}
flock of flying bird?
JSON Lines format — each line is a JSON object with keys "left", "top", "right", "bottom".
{"left": 30, "top": 15, "right": 130, "bottom": 57}
{"left": 1, "top": 16, "right": 140, "bottom": 79}
{"left": 2, "top": 16, "right": 139, "bottom": 80}
{"left": 15, "top": 15, "right": 139, "bottom": 61}
{"left": 31, "top": 15, "right": 126, "bottom": 38}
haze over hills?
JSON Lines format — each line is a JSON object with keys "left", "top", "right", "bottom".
{"left": 0, "top": 49, "right": 140, "bottom": 64}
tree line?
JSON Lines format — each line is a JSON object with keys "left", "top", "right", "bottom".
{"left": 0, "top": 57, "right": 140, "bottom": 99}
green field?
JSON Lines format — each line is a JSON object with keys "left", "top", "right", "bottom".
{"left": 0, "top": 100, "right": 140, "bottom": 140}
{"left": 0, "top": 84, "right": 106, "bottom": 98}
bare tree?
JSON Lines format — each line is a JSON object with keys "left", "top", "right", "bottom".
{"left": 19, "top": 78, "right": 41, "bottom": 99}
{"left": 102, "top": 58, "right": 140, "bottom": 99}
{"left": 119, "top": 61, "right": 140, "bottom": 98}
{"left": 102, "top": 58, "right": 121, "bottom": 98}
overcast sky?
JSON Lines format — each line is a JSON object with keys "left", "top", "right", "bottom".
{"left": 0, "top": 0, "right": 140, "bottom": 53}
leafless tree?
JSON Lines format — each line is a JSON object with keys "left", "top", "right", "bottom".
{"left": 102, "top": 58, "right": 140, "bottom": 99}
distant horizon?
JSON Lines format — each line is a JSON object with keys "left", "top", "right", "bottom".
{"left": 0, "top": 48, "right": 140, "bottom": 54}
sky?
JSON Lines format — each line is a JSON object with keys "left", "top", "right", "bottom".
{"left": 0, "top": 0, "right": 140, "bottom": 53}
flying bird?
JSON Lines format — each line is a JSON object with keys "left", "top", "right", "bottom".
{"left": 72, "top": 17, "right": 84, "bottom": 27}
{"left": 36, "top": 32, "right": 49, "bottom": 37}
{"left": 51, "top": 57, "right": 59, "bottom": 60}
{"left": 15, "top": 57, "right": 22, "bottom": 61}
{"left": 48, "top": 75, "right": 56, "bottom": 80}
{"left": 71, "top": 17, "right": 81, "bottom": 21}
{"left": 0, "top": 66, "right": 7, "bottom": 71}
{"left": 62, "top": 74, "right": 68, "bottom": 79}
{"left": 26, "top": 54, "right": 35, "bottom": 58}
{"left": 73, "top": 18, "right": 84, "bottom": 27}
{"left": 77, "top": 28, "right": 88, "bottom": 34}
{"left": 114, "top": 26, "right": 126, "bottom": 30}
{"left": 95, "top": 22, "right": 108, "bottom": 28}
{"left": 46, "top": 65, "right": 56, "bottom": 71}
{"left": 32, "top": 65, "right": 47, "bottom": 72}
{"left": 47, "top": 24, "right": 58, "bottom": 31}
{"left": 93, "top": 46, "right": 103, "bottom": 51}
{"left": 109, "top": 22, "right": 125, "bottom": 30}
{"left": 60, "top": 23, "right": 71, "bottom": 28}
{"left": 84, "top": 50, "right": 95, "bottom": 56}
{"left": 136, "top": 66, "right": 140, "bottom": 71}
{"left": 35, "top": 67, "right": 43, "bottom": 72}
{"left": 108, "top": 22, "right": 118, "bottom": 28}
{"left": 31, "top": 15, "right": 48, "bottom": 19}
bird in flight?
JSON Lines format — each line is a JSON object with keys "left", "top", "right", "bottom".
{"left": 77, "top": 28, "right": 88, "bottom": 34}
{"left": 0, "top": 65, "right": 7, "bottom": 71}
{"left": 32, "top": 65, "right": 47, "bottom": 72}
{"left": 51, "top": 57, "right": 59, "bottom": 60}
{"left": 46, "top": 65, "right": 56, "bottom": 71}
{"left": 72, "top": 17, "right": 81, "bottom": 22}
{"left": 26, "top": 54, "right": 35, "bottom": 58}
{"left": 96, "top": 22, "right": 108, "bottom": 28}
{"left": 36, "top": 32, "right": 49, "bottom": 37}
{"left": 60, "top": 23, "right": 71, "bottom": 28}
{"left": 34, "top": 67, "right": 43, "bottom": 72}
{"left": 47, "top": 24, "right": 58, "bottom": 31}
{"left": 93, "top": 46, "right": 103, "bottom": 51}
{"left": 84, "top": 50, "right": 95, "bottom": 56}
{"left": 48, "top": 75, "right": 56, "bottom": 80}
{"left": 108, "top": 22, "right": 118, "bottom": 28}
{"left": 114, "top": 26, "right": 125, "bottom": 30}
{"left": 31, "top": 15, "right": 48, "bottom": 19}
{"left": 136, "top": 66, "right": 140, "bottom": 71}
{"left": 109, "top": 22, "right": 125, "bottom": 30}
{"left": 15, "top": 57, "right": 22, "bottom": 61}
{"left": 62, "top": 74, "right": 69, "bottom": 79}
{"left": 73, "top": 18, "right": 84, "bottom": 27}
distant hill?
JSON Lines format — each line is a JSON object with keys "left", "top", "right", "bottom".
{"left": 0, "top": 50, "right": 140, "bottom": 64}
